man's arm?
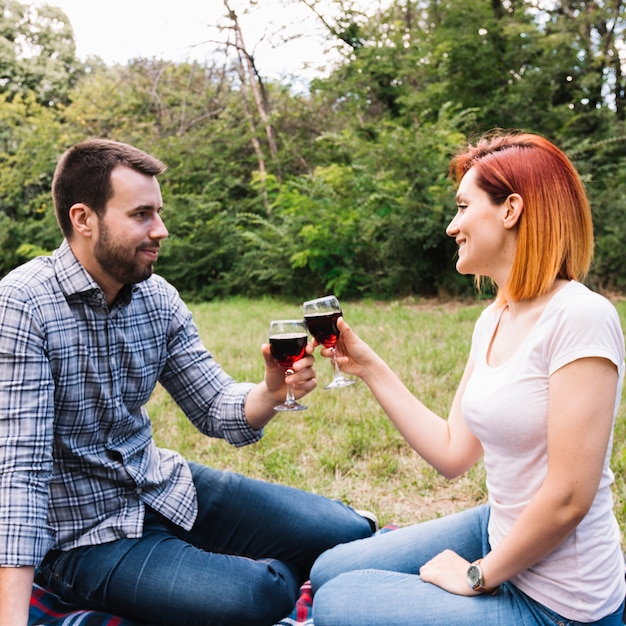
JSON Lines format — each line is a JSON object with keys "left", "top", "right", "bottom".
{"left": 0, "top": 566, "right": 34, "bottom": 626}
{"left": 161, "top": 298, "right": 318, "bottom": 441}
{"left": 0, "top": 286, "right": 54, "bottom": 624}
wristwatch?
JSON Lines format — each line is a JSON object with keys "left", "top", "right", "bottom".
{"left": 466, "top": 559, "right": 499, "bottom": 594}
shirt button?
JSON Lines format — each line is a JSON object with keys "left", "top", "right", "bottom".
{"left": 135, "top": 487, "right": 142, "bottom": 495}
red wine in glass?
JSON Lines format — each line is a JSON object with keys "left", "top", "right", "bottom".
{"left": 270, "top": 333, "right": 307, "bottom": 369}
{"left": 303, "top": 311, "right": 341, "bottom": 349}
{"left": 303, "top": 295, "right": 355, "bottom": 390}
{"left": 269, "top": 320, "right": 308, "bottom": 411}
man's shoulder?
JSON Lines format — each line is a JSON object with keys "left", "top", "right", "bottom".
{"left": 0, "top": 257, "right": 64, "bottom": 337}
{"left": 0, "top": 255, "right": 57, "bottom": 300}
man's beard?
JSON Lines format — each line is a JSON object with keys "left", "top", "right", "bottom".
{"left": 94, "top": 220, "right": 157, "bottom": 286}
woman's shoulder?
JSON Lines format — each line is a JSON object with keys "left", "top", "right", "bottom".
{"left": 544, "top": 282, "right": 624, "bottom": 369}
{"left": 550, "top": 281, "right": 621, "bottom": 324}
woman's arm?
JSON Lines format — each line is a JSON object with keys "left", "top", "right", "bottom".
{"left": 331, "top": 317, "right": 483, "bottom": 478}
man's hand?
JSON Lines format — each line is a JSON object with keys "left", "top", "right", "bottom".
{"left": 261, "top": 342, "right": 317, "bottom": 400}
{"left": 0, "top": 566, "right": 34, "bottom": 626}
{"left": 244, "top": 343, "right": 318, "bottom": 430}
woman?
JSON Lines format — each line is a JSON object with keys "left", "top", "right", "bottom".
{"left": 310, "top": 132, "right": 625, "bottom": 625}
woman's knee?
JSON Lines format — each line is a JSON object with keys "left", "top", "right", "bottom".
{"left": 310, "top": 544, "right": 344, "bottom": 593}
{"left": 312, "top": 571, "right": 379, "bottom": 626}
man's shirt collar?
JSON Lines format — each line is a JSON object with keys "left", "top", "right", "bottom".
{"left": 53, "top": 239, "right": 135, "bottom": 309}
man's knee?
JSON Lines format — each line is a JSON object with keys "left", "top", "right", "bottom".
{"left": 208, "top": 559, "right": 299, "bottom": 626}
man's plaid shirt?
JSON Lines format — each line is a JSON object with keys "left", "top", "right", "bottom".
{"left": 0, "top": 240, "right": 258, "bottom": 566}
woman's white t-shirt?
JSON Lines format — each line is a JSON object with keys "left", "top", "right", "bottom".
{"left": 463, "top": 281, "right": 625, "bottom": 622}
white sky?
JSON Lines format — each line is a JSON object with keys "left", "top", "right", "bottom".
{"left": 36, "top": 0, "right": 343, "bottom": 82}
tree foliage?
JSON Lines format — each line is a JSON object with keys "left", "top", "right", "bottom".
{"left": 0, "top": 0, "right": 625, "bottom": 300}
{"left": 0, "top": 1, "right": 81, "bottom": 105}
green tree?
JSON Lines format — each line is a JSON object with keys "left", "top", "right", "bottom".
{"left": 1, "top": 0, "right": 625, "bottom": 300}
{"left": 0, "top": 90, "right": 63, "bottom": 273}
{"left": 0, "top": 1, "right": 82, "bottom": 106}
{"left": 299, "top": 0, "right": 626, "bottom": 297}
{"left": 230, "top": 106, "right": 476, "bottom": 299}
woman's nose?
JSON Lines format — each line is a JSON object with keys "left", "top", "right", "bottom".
{"left": 445, "top": 213, "right": 459, "bottom": 237}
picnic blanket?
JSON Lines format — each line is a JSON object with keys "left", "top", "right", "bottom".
{"left": 29, "top": 580, "right": 314, "bottom": 626}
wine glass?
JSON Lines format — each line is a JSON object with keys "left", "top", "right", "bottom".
{"left": 303, "top": 295, "right": 355, "bottom": 390}
{"left": 269, "top": 319, "right": 308, "bottom": 411}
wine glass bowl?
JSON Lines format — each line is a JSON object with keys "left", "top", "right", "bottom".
{"left": 269, "top": 319, "right": 308, "bottom": 411}
{"left": 303, "top": 295, "right": 355, "bottom": 390}
{"left": 304, "top": 310, "right": 341, "bottom": 349}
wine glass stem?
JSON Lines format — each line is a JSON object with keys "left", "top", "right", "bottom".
{"left": 330, "top": 348, "right": 342, "bottom": 379}
{"left": 284, "top": 369, "right": 296, "bottom": 406}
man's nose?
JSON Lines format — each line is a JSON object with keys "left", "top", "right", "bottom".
{"left": 151, "top": 213, "right": 168, "bottom": 240}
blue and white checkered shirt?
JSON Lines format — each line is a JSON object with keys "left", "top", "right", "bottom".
{"left": 0, "top": 240, "right": 259, "bottom": 566}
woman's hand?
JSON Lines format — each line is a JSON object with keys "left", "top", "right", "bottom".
{"left": 316, "top": 317, "right": 376, "bottom": 381}
{"left": 419, "top": 550, "right": 478, "bottom": 596}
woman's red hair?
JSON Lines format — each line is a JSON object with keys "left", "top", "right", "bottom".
{"left": 449, "top": 131, "right": 593, "bottom": 302}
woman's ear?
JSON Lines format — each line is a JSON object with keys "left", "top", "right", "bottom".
{"left": 68, "top": 203, "right": 94, "bottom": 238}
{"left": 503, "top": 193, "right": 523, "bottom": 230}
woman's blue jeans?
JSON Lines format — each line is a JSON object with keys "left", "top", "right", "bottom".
{"left": 38, "top": 462, "right": 372, "bottom": 626}
{"left": 311, "top": 504, "right": 625, "bottom": 626}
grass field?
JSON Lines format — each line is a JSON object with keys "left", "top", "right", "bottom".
{"left": 147, "top": 295, "right": 626, "bottom": 536}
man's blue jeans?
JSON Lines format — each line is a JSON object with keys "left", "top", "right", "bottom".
{"left": 311, "top": 504, "right": 625, "bottom": 626}
{"left": 38, "top": 462, "right": 372, "bottom": 626}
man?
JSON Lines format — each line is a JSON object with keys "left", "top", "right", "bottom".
{"left": 0, "top": 139, "right": 373, "bottom": 626}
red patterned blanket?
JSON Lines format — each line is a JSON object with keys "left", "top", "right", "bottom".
{"left": 29, "top": 580, "right": 313, "bottom": 625}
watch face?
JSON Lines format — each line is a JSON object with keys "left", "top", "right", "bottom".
{"left": 467, "top": 564, "right": 482, "bottom": 587}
